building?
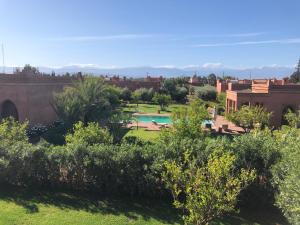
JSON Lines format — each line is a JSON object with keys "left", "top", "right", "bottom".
{"left": 225, "top": 78, "right": 300, "bottom": 127}
{"left": 188, "top": 75, "right": 200, "bottom": 85}
{"left": 105, "top": 76, "right": 163, "bottom": 91}
{"left": 216, "top": 79, "right": 252, "bottom": 94}
{"left": 0, "top": 73, "right": 74, "bottom": 125}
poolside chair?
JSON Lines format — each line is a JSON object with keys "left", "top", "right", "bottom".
{"left": 152, "top": 120, "right": 158, "bottom": 125}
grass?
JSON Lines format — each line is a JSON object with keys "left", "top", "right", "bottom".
{"left": 124, "top": 127, "right": 160, "bottom": 141}
{"left": 0, "top": 186, "right": 289, "bottom": 225}
{"left": 123, "top": 103, "right": 187, "bottom": 114}
{"left": 0, "top": 186, "right": 180, "bottom": 225}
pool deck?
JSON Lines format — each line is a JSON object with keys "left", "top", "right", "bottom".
{"left": 129, "top": 112, "right": 172, "bottom": 131}
{"left": 133, "top": 112, "right": 171, "bottom": 117}
{"left": 127, "top": 121, "right": 171, "bottom": 131}
{"left": 212, "top": 116, "right": 245, "bottom": 134}
{"left": 128, "top": 114, "right": 244, "bottom": 133}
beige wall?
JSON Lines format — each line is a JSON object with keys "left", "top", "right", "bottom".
{"left": 0, "top": 74, "right": 73, "bottom": 125}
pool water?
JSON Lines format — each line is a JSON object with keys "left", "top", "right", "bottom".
{"left": 135, "top": 115, "right": 172, "bottom": 124}
{"left": 203, "top": 120, "right": 214, "bottom": 125}
{"left": 133, "top": 115, "right": 213, "bottom": 126}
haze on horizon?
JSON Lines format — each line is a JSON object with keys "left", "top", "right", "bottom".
{"left": 0, "top": 0, "right": 300, "bottom": 72}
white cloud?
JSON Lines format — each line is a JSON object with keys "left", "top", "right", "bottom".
{"left": 202, "top": 63, "right": 223, "bottom": 68}
{"left": 154, "top": 65, "right": 176, "bottom": 69}
{"left": 192, "top": 38, "right": 300, "bottom": 47}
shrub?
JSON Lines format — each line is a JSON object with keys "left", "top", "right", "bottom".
{"left": 152, "top": 93, "right": 171, "bottom": 110}
{"left": 163, "top": 150, "right": 256, "bottom": 225}
{"left": 272, "top": 127, "right": 300, "bottom": 224}
{"left": 65, "top": 121, "right": 112, "bottom": 146}
{"left": 226, "top": 106, "right": 271, "bottom": 132}
{"left": 120, "top": 87, "right": 132, "bottom": 101}
{"left": 196, "top": 85, "right": 217, "bottom": 101}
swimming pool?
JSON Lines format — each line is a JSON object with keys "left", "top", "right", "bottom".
{"left": 133, "top": 115, "right": 213, "bottom": 126}
{"left": 134, "top": 115, "right": 172, "bottom": 124}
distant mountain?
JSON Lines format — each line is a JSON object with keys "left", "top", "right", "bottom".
{"left": 0, "top": 65, "right": 294, "bottom": 79}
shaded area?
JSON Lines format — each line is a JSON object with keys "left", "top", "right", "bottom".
{"left": 212, "top": 207, "right": 290, "bottom": 225}
{"left": 0, "top": 185, "right": 180, "bottom": 224}
{"left": 1, "top": 100, "right": 19, "bottom": 121}
{"left": 0, "top": 185, "right": 289, "bottom": 225}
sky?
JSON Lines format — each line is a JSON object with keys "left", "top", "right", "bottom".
{"left": 0, "top": 0, "right": 300, "bottom": 69}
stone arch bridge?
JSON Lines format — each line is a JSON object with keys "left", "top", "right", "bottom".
{"left": 0, "top": 74, "right": 73, "bottom": 125}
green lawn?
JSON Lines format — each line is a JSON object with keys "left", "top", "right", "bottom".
{"left": 0, "top": 186, "right": 288, "bottom": 225}
{"left": 124, "top": 127, "right": 160, "bottom": 141}
{"left": 0, "top": 186, "right": 180, "bottom": 225}
{"left": 123, "top": 103, "right": 187, "bottom": 114}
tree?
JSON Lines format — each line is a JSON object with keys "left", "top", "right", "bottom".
{"left": 289, "top": 59, "right": 300, "bottom": 83}
{"left": 207, "top": 73, "right": 217, "bottom": 86}
{"left": 173, "top": 86, "right": 188, "bottom": 103}
{"left": 152, "top": 93, "right": 171, "bottom": 110}
{"left": 166, "top": 99, "right": 210, "bottom": 140}
{"left": 163, "top": 150, "right": 256, "bottom": 225}
{"left": 53, "top": 77, "right": 121, "bottom": 128}
{"left": 226, "top": 106, "right": 271, "bottom": 132}
{"left": 162, "top": 79, "right": 176, "bottom": 96}
{"left": 120, "top": 87, "right": 132, "bottom": 101}
{"left": 196, "top": 85, "right": 217, "bottom": 101}
{"left": 216, "top": 92, "right": 226, "bottom": 115}
{"left": 284, "top": 109, "right": 300, "bottom": 128}
{"left": 132, "top": 89, "right": 142, "bottom": 106}
{"left": 272, "top": 127, "right": 300, "bottom": 224}
{"left": 20, "top": 64, "right": 40, "bottom": 75}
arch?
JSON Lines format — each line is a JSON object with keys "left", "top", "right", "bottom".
{"left": 1, "top": 100, "right": 19, "bottom": 121}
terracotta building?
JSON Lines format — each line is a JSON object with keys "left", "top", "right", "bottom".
{"left": 225, "top": 78, "right": 300, "bottom": 127}
{"left": 216, "top": 79, "right": 252, "bottom": 94}
{"left": 0, "top": 73, "right": 73, "bottom": 125}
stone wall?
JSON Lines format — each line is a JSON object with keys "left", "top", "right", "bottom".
{"left": 0, "top": 74, "right": 74, "bottom": 125}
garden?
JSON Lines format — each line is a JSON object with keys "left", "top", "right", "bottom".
{"left": 0, "top": 76, "right": 298, "bottom": 225}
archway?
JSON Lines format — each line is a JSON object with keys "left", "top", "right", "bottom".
{"left": 1, "top": 100, "right": 19, "bottom": 121}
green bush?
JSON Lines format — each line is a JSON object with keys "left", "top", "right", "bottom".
{"left": 196, "top": 85, "right": 217, "bottom": 101}
{"left": 163, "top": 150, "right": 255, "bottom": 224}
{"left": 272, "top": 127, "right": 300, "bottom": 224}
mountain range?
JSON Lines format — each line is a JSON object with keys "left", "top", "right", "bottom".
{"left": 0, "top": 65, "right": 295, "bottom": 79}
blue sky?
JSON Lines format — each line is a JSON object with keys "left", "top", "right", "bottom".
{"left": 0, "top": 0, "right": 300, "bottom": 69}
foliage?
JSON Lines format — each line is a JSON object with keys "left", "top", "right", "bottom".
{"left": 0, "top": 118, "right": 33, "bottom": 185}
{"left": 163, "top": 150, "right": 256, "bottom": 225}
{"left": 152, "top": 93, "right": 172, "bottom": 110}
{"left": 165, "top": 99, "right": 210, "bottom": 140}
{"left": 65, "top": 121, "right": 112, "bottom": 146}
{"left": 207, "top": 73, "right": 217, "bottom": 86}
{"left": 196, "top": 85, "right": 217, "bottom": 101}
{"left": 226, "top": 106, "right": 271, "bottom": 132}
{"left": 120, "top": 87, "right": 132, "bottom": 101}
{"left": 132, "top": 89, "right": 141, "bottom": 106}
{"left": 272, "top": 127, "right": 300, "bottom": 224}
{"left": 53, "top": 77, "right": 121, "bottom": 127}
{"left": 21, "top": 64, "right": 40, "bottom": 75}
{"left": 289, "top": 59, "right": 300, "bottom": 83}
{"left": 284, "top": 109, "right": 300, "bottom": 128}
{"left": 231, "top": 129, "right": 281, "bottom": 206}
{"left": 133, "top": 88, "right": 154, "bottom": 102}
{"left": 161, "top": 79, "right": 188, "bottom": 102}
{"left": 216, "top": 93, "right": 226, "bottom": 115}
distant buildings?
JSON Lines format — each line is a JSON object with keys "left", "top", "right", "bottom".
{"left": 220, "top": 78, "right": 300, "bottom": 127}
{"left": 104, "top": 75, "right": 164, "bottom": 91}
